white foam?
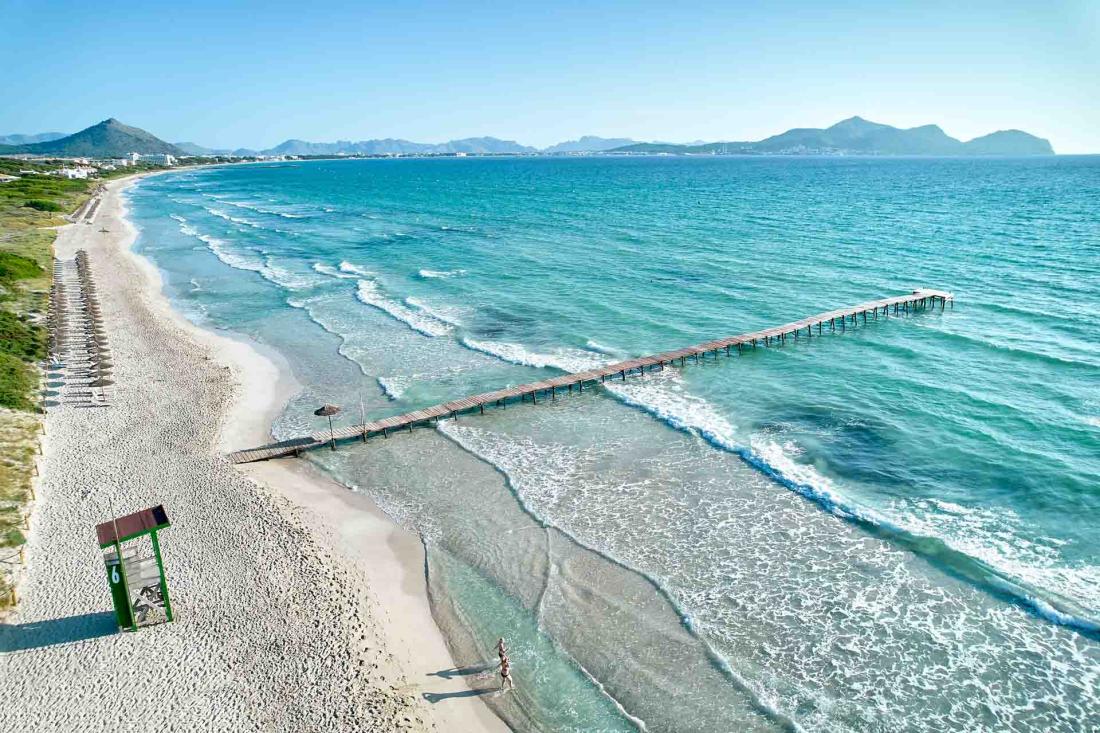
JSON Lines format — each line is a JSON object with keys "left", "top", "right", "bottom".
{"left": 355, "top": 279, "right": 453, "bottom": 337}
{"left": 405, "top": 297, "right": 464, "bottom": 327}
{"left": 609, "top": 371, "right": 1100, "bottom": 631}
{"left": 204, "top": 206, "right": 263, "bottom": 229}
{"left": 312, "top": 262, "right": 359, "bottom": 280}
{"left": 339, "top": 261, "right": 373, "bottom": 277}
{"left": 222, "top": 199, "right": 313, "bottom": 219}
{"left": 377, "top": 375, "right": 407, "bottom": 400}
{"left": 174, "top": 216, "right": 321, "bottom": 288}
{"left": 417, "top": 268, "right": 467, "bottom": 279}
{"left": 460, "top": 337, "right": 606, "bottom": 372}
{"left": 585, "top": 339, "right": 624, "bottom": 357}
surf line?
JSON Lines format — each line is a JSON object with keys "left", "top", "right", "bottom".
{"left": 228, "top": 288, "right": 952, "bottom": 463}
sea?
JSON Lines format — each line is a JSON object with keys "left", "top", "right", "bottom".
{"left": 127, "top": 155, "right": 1099, "bottom": 732}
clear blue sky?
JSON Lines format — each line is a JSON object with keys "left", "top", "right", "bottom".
{"left": 3, "top": 0, "right": 1097, "bottom": 152}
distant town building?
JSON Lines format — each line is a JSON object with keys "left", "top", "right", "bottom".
{"left": 138, "top": 153, "right": 175, "bottom": 166}
{"left": 54, "top": 166, "right": 97, "bottom": 179}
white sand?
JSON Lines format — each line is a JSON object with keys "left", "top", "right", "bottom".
{"left": 0, "top": 175, "right": 507, "bottom": 732}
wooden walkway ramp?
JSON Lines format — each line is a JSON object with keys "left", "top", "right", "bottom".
{"left": 229, "top": 289, "right": 953, "bottom": 464}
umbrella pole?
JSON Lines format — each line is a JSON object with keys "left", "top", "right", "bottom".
{"left": 329, "top": 415, "right": 336, "bottom": 451}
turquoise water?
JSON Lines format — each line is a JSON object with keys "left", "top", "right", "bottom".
{"left": 129, "top": 156, "right": 1099, "bottom": 731}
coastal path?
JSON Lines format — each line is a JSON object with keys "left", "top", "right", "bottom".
{"left": 229, "top": 289, "right": 953, "bottom": 463}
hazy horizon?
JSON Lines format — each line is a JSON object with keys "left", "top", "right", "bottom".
{"left": 4, "top": 0, "right": 1098, "bottom": 153}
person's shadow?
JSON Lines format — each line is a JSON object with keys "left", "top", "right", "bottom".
{"left": 427, "top": 663, "right": 492, "bottom": 680}
{"left": 0, "top": 611, "right": 116, "bottom": 653}
{"left": 422, "top": 688, "right": 497, "bottom": 703}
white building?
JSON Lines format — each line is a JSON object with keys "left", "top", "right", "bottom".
{"left": 138, "top": 153, "right": 175, "bottom": 166}
{"left": 54, "top": 166, "right": 96, "bottom": 179}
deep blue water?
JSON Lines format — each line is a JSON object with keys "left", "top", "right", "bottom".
{"left": 129, "top": 156, "right": 1099, "bottom": 732}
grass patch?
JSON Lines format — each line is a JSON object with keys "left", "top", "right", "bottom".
{"left": 0, "top": 250, "right": 43, "bottom": 285}
{"left": 0, "top": 354, "right": 38, "bottom": 411}
{"left": 23, "top": 199, "right": 63, "bottom": 212}
{"left": 0, "top": 311, "right": 45, "bottom": 361}
{"left": 0, "top": 410, "right": 38, "bottom": 607}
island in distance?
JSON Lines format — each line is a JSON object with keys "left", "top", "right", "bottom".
{"left": 0, "top": 116, "right": 1054, "bottom": 158}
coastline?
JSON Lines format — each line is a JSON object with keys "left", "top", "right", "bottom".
{"left": 118, "top": 174, "right": 509, "bottom": 731}
{"left": 0, "top": 172, "right": 506, "bottom": 732}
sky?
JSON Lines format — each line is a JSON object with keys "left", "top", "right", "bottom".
{"left": 3, "top": 0, "right": 1098, "bottom": 153}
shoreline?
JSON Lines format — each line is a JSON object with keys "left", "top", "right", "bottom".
{"left": 117, "top": 173, "right": 508, "bottom": 731}
{"left": 0, "top": 171, "right": 505, "bottom": 732}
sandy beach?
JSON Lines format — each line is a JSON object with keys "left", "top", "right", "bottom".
{"left": 0, "top": 174, "right": 507, "bottom": 732}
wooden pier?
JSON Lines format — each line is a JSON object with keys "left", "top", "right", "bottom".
{"left": 229, "top": 289, "right": 953, "bottom": 464}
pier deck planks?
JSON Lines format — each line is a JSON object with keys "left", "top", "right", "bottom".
{"left": 228, "top": 289, "right": 952, "bottom": 463}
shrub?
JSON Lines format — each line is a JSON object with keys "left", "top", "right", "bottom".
{"left": 0, "top": 353, "right": 37, "bottom": 411}
{"left": 0, "top": 251, "right": 43, "bottom": 284}
{"left": 0, "top": 311, "right": 45, "bottom": 361}
{"left": 23, "top": 199, "right": 63, "bottom": 212}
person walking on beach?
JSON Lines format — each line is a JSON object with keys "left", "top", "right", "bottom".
{"left": 496, "top": 637, "right": 507, "bottom": 662}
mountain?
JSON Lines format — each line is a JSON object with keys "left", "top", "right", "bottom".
{"left": 609, "top": 117, "right": 1054, "bottom": 156}
{"left": 174, "top": 141, "right": 224, "bottom": 155}
{"left": 0, "top": 131, "right": 67, "bottom": 146}
{"left": 543, "top": 136, "right": 636, "bottom": 153}
{"left": 438, "top": 137, "right": 535, "bottom": 154}
{"left": 0, "top": 119, "right": 185, "bottom": 157}
{"left": 260, "top": 136, "right": 535, "bottom": 156}
{"left": 173, "top": 141, "right": 259, "bottom": 156}
{"left": 961, "top": 130, "right": 1054, "bottom": 155}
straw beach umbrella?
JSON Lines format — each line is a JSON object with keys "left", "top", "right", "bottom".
{"left": 314, "top": 404, "right": 342, "bottom": 450}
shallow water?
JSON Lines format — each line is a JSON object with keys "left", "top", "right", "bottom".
{"left": 129, "top": 156, "right": 1100, "bottom": 731}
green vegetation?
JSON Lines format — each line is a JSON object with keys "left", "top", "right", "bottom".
{"left": 0, "top": 409, "right": 38, "bottom": 607}
{"left": 0, "top": 354, "right": 36, "bottom": 411}
{"left": 24, "top": 199, "right": 63, "bottom": 212}
{"left": 0, "top": 154, "right": 187, "bottom": 604}
{"left": 0, "top": 157, "right": 89, "bottom": 602}
{"left": 0, "top": 310, "right": 45, "bottom": 361}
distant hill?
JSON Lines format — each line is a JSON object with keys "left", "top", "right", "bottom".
{"left": 0, "top": 131, "right": 67, "bottom": 146}
{"left": 261, "top": 136, "right": 535, "bottom": 156}
{"left": 543, "top": 136, "right": 636, "bottom": 153}
{"left": 174, "top": 141, "right": 221, "bottom": 155}
{"left": 961, "top": 130, "right": 1054, "bottom": 156}
{"left": 610, "top": 117, "right": 1054, "bottom": 156}
{"left": 0, "top": 119, "right": 185, "bottom": 157}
